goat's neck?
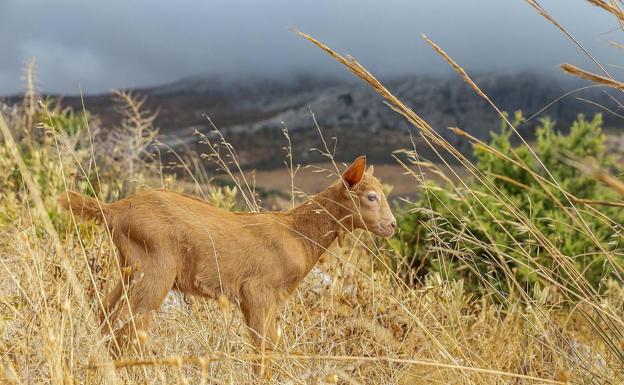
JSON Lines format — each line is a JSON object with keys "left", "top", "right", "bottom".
{"left": 289, "top": 183, "right": 350, "bottom": 269}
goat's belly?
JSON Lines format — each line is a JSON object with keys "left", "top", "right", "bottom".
{"left": 174, "top": 275, "right": 240, "bottom": 302}
{"left": 183, "top": 263, "right": 243, "bottom": 303}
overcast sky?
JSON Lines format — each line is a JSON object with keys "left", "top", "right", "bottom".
{"left": 0, "top": 0, "right": 621, "bottom": 95}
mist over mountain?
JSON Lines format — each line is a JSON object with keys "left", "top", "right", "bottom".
{"left": 0, "top": 1, "right": 618, "bottom": 95}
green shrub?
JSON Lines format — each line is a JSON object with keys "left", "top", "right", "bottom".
{"left": 394, "top": 112, "right": 624, "bottom": 295}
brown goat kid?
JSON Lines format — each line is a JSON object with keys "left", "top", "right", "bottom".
{"left": 60, "top": 156, "right": 395, "bottom": 367}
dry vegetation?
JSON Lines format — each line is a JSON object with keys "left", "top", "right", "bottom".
{"left": 2, "top": 1, "right": 624, "bottom": 384}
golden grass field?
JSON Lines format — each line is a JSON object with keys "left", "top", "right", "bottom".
{"left": 2, "top": 1, "right": 624, "bottom": 384}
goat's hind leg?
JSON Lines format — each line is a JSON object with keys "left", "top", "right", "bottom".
{"left": 103, "top": 245, "right": 176, "bottom": 355}
{"left": 97, "top": 248, "right": 134, "bottom": 355}
{"left": 100, "top": 259, "right": 135, "bottom": 329}
{"left": 119, "top": 256, "right": 176, "bottom": 354}
{"left": 98, "top": 280, "right": 125, "bottom": 354}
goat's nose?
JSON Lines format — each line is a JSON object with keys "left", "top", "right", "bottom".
{"left": 389, "top": 220, "right": 397, "bottom": 230}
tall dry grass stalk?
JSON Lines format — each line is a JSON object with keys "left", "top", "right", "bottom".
{"left": 561, "top": 63, "right": 624, "bottom": 89}
{"left": 21, "top": 57, "right": 38, "bottom": 140}
{"left": 588, "top": 0, "right": 624, "bottom": 20}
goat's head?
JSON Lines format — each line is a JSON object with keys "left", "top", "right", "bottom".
{"left": 338, "top": 156, "right": 396, "bottom": 238}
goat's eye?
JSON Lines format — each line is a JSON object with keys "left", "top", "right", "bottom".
{"left": 367, "top": 194, "right": 377, "bottom": 202}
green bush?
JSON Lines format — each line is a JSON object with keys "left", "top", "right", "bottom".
{"left": 0, "top": 99, "right": 98, "bottom": 233}
{"left": 394, "top": 112, "right": 624, "bottom": 295}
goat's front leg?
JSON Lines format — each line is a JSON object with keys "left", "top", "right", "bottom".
{"left": 241, "top": 298, "right": 280, "bottom": 379}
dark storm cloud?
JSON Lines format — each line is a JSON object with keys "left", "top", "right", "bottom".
{"left": 0, "top": 0, "right": 620, "bottom": 95}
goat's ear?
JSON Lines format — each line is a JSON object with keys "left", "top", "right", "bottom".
{"left": 366, "top": 165, "right": 374, "bottom": 175}
{"left": 342, "top": 156, "right": 366, "bottom": 188}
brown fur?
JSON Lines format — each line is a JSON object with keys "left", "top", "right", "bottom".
{"left": 60, "top": 156, "right": 395, "bottom": 372}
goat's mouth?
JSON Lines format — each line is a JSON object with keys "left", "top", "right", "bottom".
{"left": 375, "top": 224, "right": 395, "bottom": 238}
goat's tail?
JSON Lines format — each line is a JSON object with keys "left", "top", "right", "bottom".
{"left": 59, "top": 191, "right": 108, "bottom": 222}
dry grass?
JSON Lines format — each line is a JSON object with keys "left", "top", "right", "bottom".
{"left": 587, "top": 0, "right": 624, "bottom": 21}
{"left": 560, "top": 63, "right": 624, "bottom": 90}
{"left": 1, "top": 212, "right": 591, "bottom": 384}
{"left": 1, "top": 2, "right": 624, "bottom": 384}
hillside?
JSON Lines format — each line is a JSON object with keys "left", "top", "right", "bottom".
{"left": 5, "top": 72, "right": 618, "bottom": 168}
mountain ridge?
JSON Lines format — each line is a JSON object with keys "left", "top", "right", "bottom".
{"left": 4, "top": 72, "right": 617, "bottom": 168}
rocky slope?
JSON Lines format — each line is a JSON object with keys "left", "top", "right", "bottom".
{"left": 33, "top": 73, "right": 624, "bottom": 168}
